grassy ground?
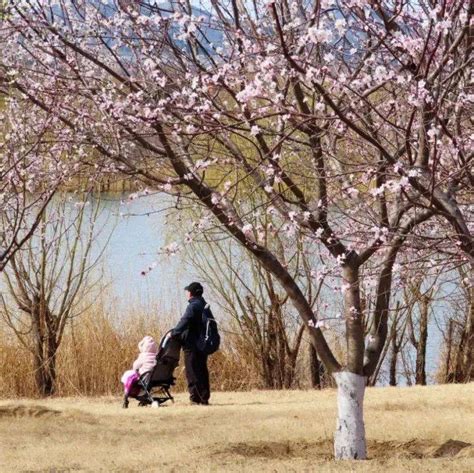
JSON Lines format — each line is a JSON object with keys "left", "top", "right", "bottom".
{"left": 1, "top": 384, "right": 473, "bottom": 472}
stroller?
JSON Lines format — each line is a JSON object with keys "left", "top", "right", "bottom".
{"left": 123, "top": 330, "right": 180, "bottom": 408}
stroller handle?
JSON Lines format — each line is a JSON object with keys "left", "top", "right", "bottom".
{"left": 158, "top": 329, "right": 174, "bottom": 352}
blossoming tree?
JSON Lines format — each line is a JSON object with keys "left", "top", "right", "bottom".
{"left": 0, "top": 95, "right": 69, "bottom": 271}
{"left": 3, "top": 0, "right": 472, "bottom": 459}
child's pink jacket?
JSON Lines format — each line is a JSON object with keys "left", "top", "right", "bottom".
{"left": 132, "top": 336, "right": 158, "bottom": 375}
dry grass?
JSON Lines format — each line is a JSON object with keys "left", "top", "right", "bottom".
{"left": 1, "top": 384, "right": 472, "bottom": 472}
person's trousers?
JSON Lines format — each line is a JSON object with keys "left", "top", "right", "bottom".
{"left": 184, "top": 349, "right": 210, "bottom": 404}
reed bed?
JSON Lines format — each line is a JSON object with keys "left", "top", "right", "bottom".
{"left": 0, "top": 304, "right": 261, "bottom": 398}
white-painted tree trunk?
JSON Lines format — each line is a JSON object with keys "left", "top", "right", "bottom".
{"left": 334, "top": 371, "right": 367, "bottom": 460}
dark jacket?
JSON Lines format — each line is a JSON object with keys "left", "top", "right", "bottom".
{"left": 172, "top": 296, "right": 206, "bottom": 350}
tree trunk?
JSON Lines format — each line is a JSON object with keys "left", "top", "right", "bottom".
{"left": 342, "top": 266, "right": 365, "bottom": 374}
{"left": 389, "top": 333, "right": 398, "bottom": 386}
{"left": 283, "top": 353, "right": 295, "bottom": 389}
{"left": 309, "top": 342, "right": 322, "bottom": 389}
{"left": 33, "top": 351, "right": 56, "bottom": 397}
{"left": 334, "top": 372, "right": 367, "bottom": 460}
{"left": 445, "top": 319, "right": 454, "bottom": 383}
{"left": 415, "top": 297, "right": 428, "bottom": 385}
{"left": 32, "top": 305, "right": 58, "bottom": 397}
{"left": 461, "top": 282, "right": 473, "bottom": 382}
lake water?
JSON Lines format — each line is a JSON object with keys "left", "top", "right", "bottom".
{"left": 91, "top": 193, "right": 190, "bottom": 315}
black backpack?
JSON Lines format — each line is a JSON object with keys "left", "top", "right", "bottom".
{"left": 196, "top": 304, "right": 220, "bottom": 355}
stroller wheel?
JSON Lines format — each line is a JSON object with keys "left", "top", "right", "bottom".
{"left": 151, "top": 401, "right": 159, "bottom": 409}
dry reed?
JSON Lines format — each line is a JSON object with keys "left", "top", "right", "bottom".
{"left": 0, "top": 302, "right": 262, "bottom": 398}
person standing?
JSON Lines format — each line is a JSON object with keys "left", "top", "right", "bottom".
{"left": 172, "top": 282, "right": 210, "bottom": 405}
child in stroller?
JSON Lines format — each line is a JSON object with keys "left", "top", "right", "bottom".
{"left": 121, "top": 330, "right": 181, "bottom": 408}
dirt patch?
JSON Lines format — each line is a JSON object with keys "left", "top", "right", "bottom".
{"left": 214, "top": 438, "right": 472, "bottom": 461}
{"left": 429, "top": 439, "right": 472, "bottom": 458}
{"left": 0, "top": 404, "right": 97, "bottom": 424}
{"left": 214, "top": 440, "right": 332, "bottom": 460}
{"left": 0, "top": 404, "right": 61, "bottom": 419}
{"left": 370, "top": 439, "right": 433, "bottom": 459}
